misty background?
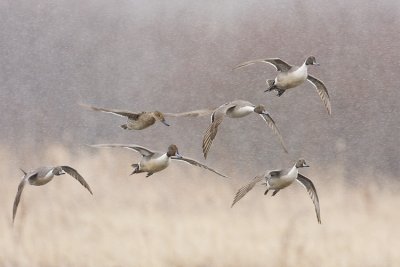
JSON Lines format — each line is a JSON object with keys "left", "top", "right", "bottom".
{"left": 1, "top": 0, "right": 399, "bottom": 180}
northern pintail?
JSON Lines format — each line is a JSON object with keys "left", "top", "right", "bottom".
{"left": 234, "top": 56, "right": 331, "bottom": 115}
{"left": 90, "top": 143, "right": 228, "bottom": 178}
{"left": 13, "top": 166, "right": 93, "bottom": 223}
{"left": 81, "top": 104, "right": 213, "bottom": 130}
{"left": 202, "top": 100, "right": 287, "bottom": 159}
{"left": 231, "top": 159, "right": 321, "bottom": 224}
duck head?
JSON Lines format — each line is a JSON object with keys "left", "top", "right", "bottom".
{"left": 52, "top": 166, "right": 66, "bottom": 175}
{"left": 167, "top": 144, "right": 182, "bottom": 158}
{"left": 305, "top": 56, "right": 319, "bottom": 66}
{"left": 253, "top": 104, "right": 268, "bottom": 116}
{"left": 296, "top": 159, "right": 310, "bottom": 168}
{"left": 154, "top": 111, "right": 170, "bottom": 126}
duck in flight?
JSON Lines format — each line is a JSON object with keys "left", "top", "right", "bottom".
{"left": 202, "top": 100, "right": 287, "bottom": 159}
{"left": 233, "top": 56, "right": 331, "bottom": 115}
{"left": 12, "top": 166, "right": 93, "bottom": 223}
{"left": 90, "top": 143, "right": 228, "bottom": 178}
{"left": 231, "top": 159, "right": 321, "bottom": 224}
{"left": 80, "top": 103, "right": 213, "bottom": 130}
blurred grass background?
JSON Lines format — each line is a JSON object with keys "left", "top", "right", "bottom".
{"left": 1, "top": 145, "right": 399, "bottom": 267}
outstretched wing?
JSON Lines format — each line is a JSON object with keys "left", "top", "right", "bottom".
{"left": 164, "top": 109, "right": 214, "bottom": 118}
{"left": 171, "top": 156, "right": 228, "bottom": 178}
{"left": 296, "top": 174, "right": 321, "bottom": 224}
{"left": 80, "top": 103, "right": 140, "bottom": 119}
{"left": 307, "top": 75, "right": 331, "bottom": 115}
{"left": 259, "top": 113, "right": 288, "bottom": 153}
{"left": 233, "top": 58, "right": 292, "bottom": 72}
{"left": 202, "top": 103, "right": 237, "bottom": 159}
{"left": 201, "top": 111, "right": 225, "bottom": 159}
{"left": 90, "top": 144, "right": 155, "bottom": 157}
{"left": 13, "top": 177, "right": 28, "bottom": 223}
{"left": 231, "top": 175, "right": 264, "bottom": 207}
{"left": 61, "top": 166, "right": 93, "bottom": 195}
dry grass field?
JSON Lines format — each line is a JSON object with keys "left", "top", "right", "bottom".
{"left": 0, "top": 145, "right": 399, "bottom": 267}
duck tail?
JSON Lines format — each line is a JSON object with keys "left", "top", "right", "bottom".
{"left": 264, "top": 79, "right": 275, "bottom": 92}
{"left": 130, "top": 164, "right": 140, "bottom": 175}
{"left": 120, "top": 124, "right": 128, "bottom": 130}
{"left": 19, "top": 168, "right": 27, "bottom": 175}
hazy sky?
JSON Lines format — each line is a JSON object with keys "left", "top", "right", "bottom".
{"left": 1, "top": 0, "right": 399, "bottom": 179}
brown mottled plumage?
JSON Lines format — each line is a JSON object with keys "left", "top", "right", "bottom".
{"left": 80, "top": 103, "right": 213, "bottom": 130}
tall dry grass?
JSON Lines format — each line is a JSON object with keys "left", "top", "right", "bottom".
{"left": 0, "top": 145, "right": 399, "bottom": 267}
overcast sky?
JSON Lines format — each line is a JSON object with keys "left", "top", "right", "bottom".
{"left": 1, "top": 0, "right": 399, "bottom": 179}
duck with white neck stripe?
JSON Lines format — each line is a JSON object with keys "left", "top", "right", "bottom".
{"left": 231, "top": 159, "right": 321, "bottom": 224}
{"left": 233, "top": 56, "right": 331, "bottom": 115}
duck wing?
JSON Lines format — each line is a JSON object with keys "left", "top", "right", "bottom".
{"left": 80, "top": 104, "right": 140, "bottom": 119}
{"left": 90, "top": 144, "right": 155, "bottom": 157}
{"left": 12, "top": 175, "right": 30, "bottom": 223}
{"left": 164, "top": 109, "right": 214, "bottom": 117}
{"left": 258, "top": 113, "right": 288, "bottom": 153}
{"left": 233, "top": 58, "right": 292, "bottom": 72}
{"left": 202, "top": 103, "right": 236, "bottom": 159}
{"left": 61, "top": 166, "right": 93, "bottom": 195}
{"left": 171, "top": 156, "right": 228, "bottom": 178}
{"left": 307, "top": 75, "right": 331, "bottom": 115}
{"left": 296, "top": 174, "right": 321, "bottom": 224}
{"left": 231, "top": 175, "right": 264, "bottom": 207}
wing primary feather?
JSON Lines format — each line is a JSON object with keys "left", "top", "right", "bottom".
{"left": 259, "top": 113, "right": 288, "bottom": 153}
{"left": 61, "top": 166, "right": 93, "bottom": 195}
{"left": 231, "top": 176, "right": 264, "bottom": 207}
{"left": 202, "top": 116, "right": 224, "bottom": 159}
{"left": 89, "top": 144, "right": 155, "bottom": 157}
{"left": 13, "top": 178, "right": 27, "bottom": 224}
{"left": 233, "top": 58, "right": 292, "bottom": 72}
{"left": 171, "top": 157, "right": 228, "bottom": 178}
{"left": 296, "top": 174, "right": 321, "bottom": 224}
{"left": 79, "top": 103, "right": 139, "bottom": 118}
{"left": 164, "top": 109, "right": 214, "bottom": 117}
{"left": 307, "top": 75, "right": 331, "bottom": 115}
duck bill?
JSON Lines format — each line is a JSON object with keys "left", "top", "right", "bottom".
{"left": 161, "top": 120, "right": 170, "bottom": 126}
{"left": 175, "top": 152, "right": 183, "bottom": 159}
{"left": 303, "top": 164, "right": 310, "bottom": 167}
{"left": 314, "top": 62, "right": 320, "bottom": 66}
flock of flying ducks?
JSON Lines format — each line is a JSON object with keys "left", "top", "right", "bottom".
{"left": 13, "top": 56, "right": 330, "bottom": 224}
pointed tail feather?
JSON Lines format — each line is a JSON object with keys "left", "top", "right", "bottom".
{"left": 130, "top": 164, "right": 140, "bottom": 175}
{"left": 265, "top": 79, "right": 275, "bottom": 92}
{"left": 19, "top": 168, "right": 27, "bottom": 175}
